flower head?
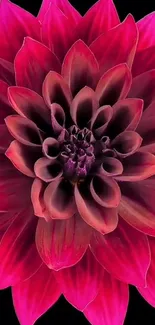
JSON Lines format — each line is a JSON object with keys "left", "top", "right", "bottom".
{"left": 1, "top": 0, "right": 155, "bottom": 324}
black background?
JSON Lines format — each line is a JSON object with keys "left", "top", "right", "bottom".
{"left": 0, "top": 0, "right": 155, "bottom": 324}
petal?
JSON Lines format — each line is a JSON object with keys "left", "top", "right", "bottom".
{"left": 90, "top": 14, "right": 138, "bottom": 75}
{"left": 44, "top": 178, "right": 76, "bottom": 220}
{"left": 90, "top": 219, "right": 151, "bottom": 287}
{"left": 0, "top": 206, "right": 42, "bottom": 288}
{"left": 0, "top": 80, "right": 13, "bottom": 124}
{"left": 111, "top": 131, "right": 142, "bottom": 158}
{"left": 36, "top": 214, "right": 92, "bottom": 270}
{"left": 12, "top": 264, "right": 61, "bottom": 325}
{"left": 76, "top": 0, "right": 120, "bottom": 45}
{"left": 42, "top": 3, "right": 76, "bottom": 62}
{"left": 50, "top": 104, "right": 65, "bottom": 136}
{"left": 54, "top": 249, "right": 104, "bottom": 310}
{"left": 0, "top": 58, "right": 15, "bottom": 85}
{"left": 15, "top": 37, "right": 61, "bottom": 95}
{"left": 137, "top": 13, "right": 155, "bottom": 51}
{"left": 84, "top": 271, "right": 129, "bottom": 325}
{"left": 8, "top": 86, "right": 51, "bottom": 131}
{"left": 31, "top": 178, "right": 49, "bottom": 220}
{"left": 70, "top": 87, "right": 99, "bottom": 128}
{"left": 0, "top": 124, "right": 13, "bottom": 153}
{"left": 137, "top": 115, "right": 155, "bottom": 153}
{"left": 138, "top": 237, "right": 155, "bottom": 307}
{"left": 42, "top": 138, "right": 60, "bottom": 159}
{"left": 116, "top": 151, "right": 155, "bottom": 181}
{"left": 62, "top": 40, "right": 99, "bottom": 96}
{"left": 128, "top": 70, "right": 155, "bottom": 109}
{"left": 119, "top": 177, "right": 155, "bottom": 236}
{"left": 0, "top": 0, "right": 41, "bottom": 62}
{"left": 95, "top": 63, "right": 132, "bottom": 106}
{"left": 107, "top": 98, "right": 143, "bottom": 138}
{"left": 34, "top": 158, "right": 62, "bottom": 182}
{"left": 5, "top": 115, "right": 42, "bottom": 147}
{"left": 132, "top": 45, "right": 155, "bottom": 77}
{"left": 99, "top": 157, "right": 123, "bottom": 177}
{"left": 75, "top": 181, "right": 118, "bottom": 234}
{"left": 91, "top": 105, "right": 113, "bottom": 138}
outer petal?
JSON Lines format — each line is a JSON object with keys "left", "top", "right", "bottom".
{"left": 119, "top": 177, "right": 155, "bottom": 236}
{"left": 84, "top": 271, "right": 129, "bottom": 325}
{"left": 31, "top": 178, "right": 48, "bottom": 220}
{"left": 61, "top": 40, "right": 99, "bottom": 96}
{"left": 132, "top": 45, "right": 155, "bottom": 77}
{"left": 137, "top": 13, "right": 155, "bottom": 51}
{"left": 0, "top": 81, "right": 13, "bottom": 124}
{"left": 54, "top": 249, "right": 104, "bottom": 310}
{"left": 76, "top": 0, "right": 120, "bottom": 45}
{"left": 35, "top": 214, "right": 92, "bottom": 270}
{"left": 0, "top": 124, "right": 12, "bottom": 153}
{"left": 90, "top": 14, "right": 138, "bottom": 75}
{"left": 0, "top": 0, "right": 41, "bottom": 62}
{"left": 0, "top": 58, "right": 15, "bottom": 85}
{"left": 15, "top": 37, "right": 61, "bottom": 95}
{"left": 12, "top": 264, "right": 61, "bottom": 325}
{"left": 90, "top": 219, "right": 151, "bottom": 287}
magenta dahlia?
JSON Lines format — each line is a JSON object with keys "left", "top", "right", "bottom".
{"left": 1, "top": 0, "right": 155, "bottom": 324}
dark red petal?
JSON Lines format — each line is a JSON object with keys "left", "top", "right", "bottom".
{"left": 137, "top": 115, "right": 155, "bottom": 154}
{"left": 111, "top": 131, "right": 142, "bottom": 158}
{"left": 5, "top": 115, "right": 42, "bottom": 147}
{"left": 50, "top": 104, "right": 65, "bottom": 135}
{"left": 95, "top": 63, "right": 132, "bottom": 106}
{"left": 90, "top": 219, "right": 151, "bottom": 287}
{"left": 0, "top": 124, "right": 13, "bottom": 153}
{"left": 119, "top": 178, "right": 155, "bottom": 236}
{"left": 42, "top": 3, "right": 76, "bottom": 62}
{"left": 15, "top": 37, "right": 61, "bottom": 95}
{"left": 12, "top": 264, "right": 61, "bottom": 325}
{"left": 8, "top": 86, "right": 50, "bottom": 130}
{"left": 76, "top": 0, "right": 120, "bottom": 45}
{"left": 34, "top": 158, "right": 62, "bottom": 183}
{"left": 75, "top": 181, "right": 118, "bottom": 234}
{"left": 42, "top": 138, "right": 60, "bottom": 159}
{"left": 0, "top": 81, "right": 13, "bottom": 124}
{"left": 0, "top": 58, "right": 15, "bottom": 85}
{"left": 90, "top": 105, "right": 113, "bottom": 138}
{"left": 0, "top": 0, "right": 41, "bottom": 62}
{"left": 70, "top": 87, "right": 99, "bottom": 128}
{"left": 0, "top": 206, "right": 42, "bottom": 288}
{"left": 62, "top": 40, "right": 99, "bottom": 96}
{"left": 44, "top": 178, "right": 76, "bottom": 220}
{"left": 36, "top": 214, "right": 92, "bottom": 270}
{"left": 137, "top": 13, "right": 155, "bottom": 51}
{"left": 132, "top": 46, "right": 155, "bottom": 77}
{"left": 99, "top": 157, "right": 123, "bottom": 177}
{"left": 128, "top": 70, "right": 155, "bottom": 109}
{"left": 116, "top": 151, "right": 155, "bottom": 181}
{"left": 90, "top": 14, "right": 138, "bottom": 75}
{"left": 31, "top": 178, "right": 49, "bottom": 220}
{"left": 84, "top": 271, "right": 129, "bottom": 325}
{"left": 54, "top": 249, "right": 104, "bottom": 310}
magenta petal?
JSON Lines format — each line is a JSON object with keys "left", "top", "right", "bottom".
{"left": 90, "top": 219, "right": 150, "bottom": 287}
{"left": 84, "top": 271, "right": 129, "bottom": 325}
{"left": 132, "top": 45, "right": 155, "bottom": 77}
{"left": 76, "top": 0, "right": 120, "bottom": 45}
{"left": 54, "top": 249, "right": 103, "bottom": 310}
{"left": 0, "top": 80, "right": 13, "bottom": 124}
{"left": 137, "top": 116, "right": 155, "bottom": 154}
{"left": 0, "top": 207, "right": 42, "bottom": 288}
{"left": 0, "top": 58, "right": 15, "bottom": 85}
{"left": 0, "top": 0, "right": 41, "bottom": 62}
{"left": 111, "top": 131, "right": 142, "bottom": 158}
{"left": 62, "top": 40, "right": 99, "bottom": 96}
{"left": 95, "top": 63, "right": 132, "bottom": 106}
{"left": 34, "top": 157, "right": 62, "bottom": 182}
{"left": 90, "top": 14, "right": 138, "bottom": 76}
{"left": 15, "top": 37, "right": 61, "bottom": 95}
{"left": 36, "top": 214, "right": 92, "bottom": 270}
{"left": 31, "top": 178, "right": 49, "bottom": 220}
{"left": 12, "top": 264, "right": 61, "bottom": 325}
{"left": 137, "top": 13, "right": 155, "bottom": 51}
{"left": 42, "top": 3, "right": 76, "bottom": 62}
{"left": 75, "top": 181, "right": 118, "bottom": 234}
{"left": 44, "top": 178, "right": 76, "bottom": 220}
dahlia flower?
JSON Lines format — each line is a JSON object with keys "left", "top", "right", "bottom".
{"left": 1, "top": 0, "right": 155, "bottom": 324}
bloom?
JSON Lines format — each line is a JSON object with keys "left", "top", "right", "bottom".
{"left": 1, "top": 0, "right": 155, "bottom": 323}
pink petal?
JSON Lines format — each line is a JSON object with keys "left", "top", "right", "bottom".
{"left": 95, "top": 63, "right": 132, "bottom": 106}
{"left": 12, "top": 264, "right": 61, "bottom": 325}
{"left": 34, "top": 157, "right": 62, "bottom": 182}
{"left": 15, "top": 37, "right": 61, "bottom": 95}
{"left": 70, "top": 86, "right": 99, "bottom": 128}
{"left": 50, "top": 104, "right": 66, "bottom": 135}
{"left": 5, "top": 115, "right": 42, "bottom": 147}
{"left": 99, "top": 157, "right": 123, "bottom": 177}
{"left": 132, "top": 45, "right": 155, "bottom": 77}
{"left": 0, "top": 80, "right": 13, "bottom": 124}
{"left": 84, "top": 271, "right": 129, "bottom": 325}
{"left": 0, "top": 0, "right": 41, "bottom": 62}
{"left": 111, "top": 131, "right": 142, "bottom": 158}
{"left": 42, "top": 3, "right": 76, "bottom": 62}
{"left": 36, "top": 214, "right": 92, "bottom": 270}
{"left": 44, "top": 178, "right": 76, "bottom": 220}
{"left": 128, "top": 70, "right": 155, "bottom": 109}
{"left": 62, "top": 40, "right": 99, "bottom": 96}
{"left": 31, "top": 178, "right": 49, "bottom": 220}
{"left": 76, "top": 0, "right": 120, "bottom": 45}
{"left": 0, "top": 206, "right": 42, "bottom": 288}
{"left": 137, "top": 13, "right": 155, "bottom": 51}
{"left": 90, "top": 14, "right": 138, "bottom": 75}
{"left": 42, "top": 138, "right": 60, "bottom": 160}
{"left": 0, "top": 58, "right": 15, "bottom": 85}
{"left": 0, "top": 124, "right": 13, "bottom": 153}
{"left": 119, "top": 177, "right": 155, "bottom": 236}
{"left": 54, "top": 249, "right": 104, "bottom": 310}
{"left": 137, "top": 115, "right": 155, "bottom": 153}
{"left": 90, "top": 219, "right": 150, "bottom": 287}
{"left": 116, "top": 151, "right": 155, "bottom": 181}
{"left": 75, "top": 181, "right": 118, "bottom": 234}
{"left": 8, "top": 86, "right": 50, "bottom": 130}
{"left": 90, "top": 105, "right": 113, "bottom": 138}
{"left": 138, "top": 237, "right": 155, "bottom": 307}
